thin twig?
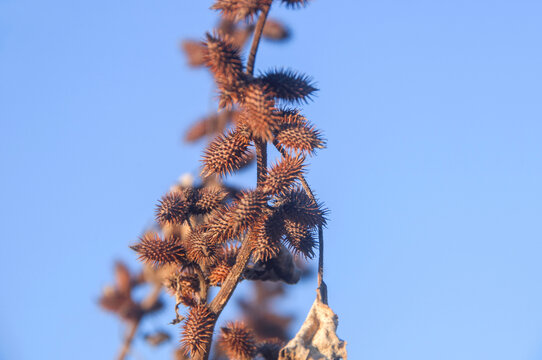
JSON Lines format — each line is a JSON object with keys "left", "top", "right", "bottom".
{"left": 246, "top": 4, "right": 271, "bottom": 76}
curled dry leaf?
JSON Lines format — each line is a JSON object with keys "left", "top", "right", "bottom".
{"left": 279, "top": 298, "right": 347, "bottom": 360}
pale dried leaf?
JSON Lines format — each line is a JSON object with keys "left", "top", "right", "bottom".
{"left": 278, "top": 298, "right": 347, "bottom": 360}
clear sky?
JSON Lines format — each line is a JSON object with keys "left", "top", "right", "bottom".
{"left": 1, "top": 0, "right": 542, "bottom": 359}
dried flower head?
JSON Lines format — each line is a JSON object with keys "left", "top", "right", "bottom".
{"left": 131, "top": 233, "right": 186, "bottom": 267}
{"left": 181, "top": 305, "right": 216, "bottom": 356}
{"left": 219, "top": 321, "right": 257, "bottom": 360}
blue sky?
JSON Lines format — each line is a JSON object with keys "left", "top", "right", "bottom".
{"left": 1, "top": 0, "right": 542, "bottom": 359}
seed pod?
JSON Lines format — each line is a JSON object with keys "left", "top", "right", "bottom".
{"left": 194, "top": 186, "right": 228, "bottom": 214}
{"left": 230, "top": 190, "right": 266, "bottom": 230}
{"left": 202, "top": 130, "right": 252, "bottom": 177}
{"left": 238, "top": 82, "right": 280, "bottom": 142}
{"left": 262, "top": 155, "right": 305, "bottom": 196}
{"left": 156, "top": 191, "right": 190, "bottom": 226}
{"left": 130, "top": 233, "right": 186, "bottom": 267}
{"left": 209, "top": 262, "right": 232, "bottom": 286}
{"left": 211, "top": 0, "right": 273, "bottom": 22}
{"left": 283, "top": 219, "right": 317, "bottom": 259}
{"left": 186, "top": 229, "right": 219, "bottom": 267}
{"left": 203, "top": 32, "right": 244, "bottom": 83}
{"left": 277, "top": 187, "right": 327, "bottom": 227}
{"left": 250, "top": 211, "right": 284, "bottom": 262}
{"left": 281, "top": 0, "right": 311, "bottom": 8}
{"left": 181, "top": 305, "right": 216, "bottom": 356}
{"left": 219, "top": 322, "right": 257, "bottom": 360}
{"left": 259, "top": 68, "right": 317, "bottom": 104}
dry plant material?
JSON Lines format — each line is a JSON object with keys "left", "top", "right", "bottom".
{"left": 181, "top": 305, "right": 217, "bottom": 356}
{"left": 278, "top": 298, "right": 347, "bottom": 360}
{"left": 218, "top": 321, "right": 257, "bottom": 359}
{"left": 131, "top": 233, "right": 186, "bottom": 267}
{"left": 102, "top": 1, "right": 347, "bottom": 359}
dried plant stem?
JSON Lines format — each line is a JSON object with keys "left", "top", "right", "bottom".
{"left": 116, "top": 284, "right": 162, "bottom": 360}
{"left": 246, "top": 4, "right": 271, "bottom": 75}
{"left": 192, "top": 7, "right": 272, "bottom": 360}
{"left": 273, "top": 141, "right": 328, "bottom": 304}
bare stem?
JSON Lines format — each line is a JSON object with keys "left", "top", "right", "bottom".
{"left": 246, "top": 4, "right": 271, "bottom": 76}
{"left": 273, "top": 141, "right": 327, "bottom": 304}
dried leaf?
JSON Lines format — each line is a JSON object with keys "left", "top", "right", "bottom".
{"left": 279, "top": 298, "right": 347, "bottom": 360}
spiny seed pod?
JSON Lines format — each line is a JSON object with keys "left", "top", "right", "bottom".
{"left": 259, "top": 68, "right": 317, "bottom": 104}
{"left": 221, "top": 242, "right": 240, "bottom": 264}
{"left": 281, "top": 0, "right": 311, "bottom": 9}
{"left": 239, "top": 82, "right": 279, "bottom": 141}
{"left": 209, "top": 262, "right": 232, "bottom": 286}
{"left": 219, "top": 322, "right": 257, "bottom": 360}
{"left": 203, "top": 32, "right": 244, "bottom": 83}
{"left": 275, "top": 121, "right": 325, "bottom": 155}
{"left": 130, "top": 233, "right": 186, "bottom": 267}
{"left": 181, "top": 305, "right": 216, "bottom": 356}
{"left": 278, "top": 187, "right": 327, "bottom": 227}
{"left": 231, "top": 190, "right": 266, "bottom": 230}
{"left": 277, "top": 108, "right": 308, "bottom": 126}
{"left": 257, "top": 339, "right": 284, "bottom": 360}
{"left": 206, "top": 205, "right": 240, "bottom": 244}
{"left": 156, "top": 191, "right": 190, "bottom": 226}
{"left": 186, "top": 229, "right": 219, "bottom": 267}
{"left": 181, "top": 40, "right": 206, "bottom": 67}
{"left": 164, "top": 273, "right": 200, "bottom": 300}
{"left": 202, "top": 129, "right": 252, "bottom": 177}
{"left": 212, "top": 0, "right": 272, "bottom": 22}
{"left": 250, "top": 212, "right": 283, "bottom": 262}
{"left": 218, "top": 75, "right": 249, "bottom": 109}
{"left": 283, "top": 219, "right": 317, "bottom": 258}
{"left": 194, "top": 186, "right": 228, "bottom": 214}
{"left": 262, "top": 19, "right": 290, "bottom": 41}
{"left": 262, "top": 155, "right": 305, "bottom": 195}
